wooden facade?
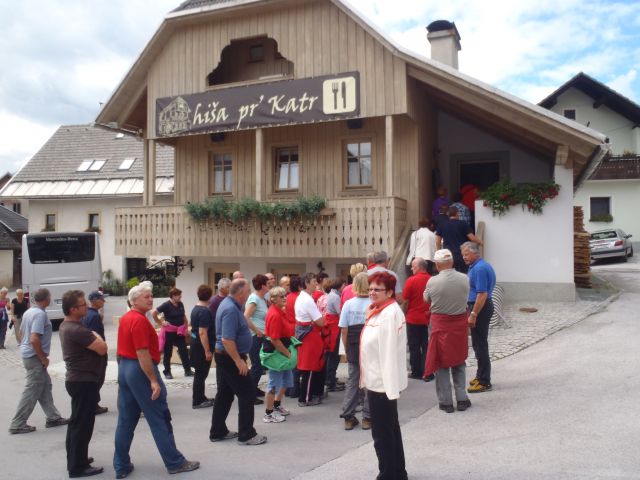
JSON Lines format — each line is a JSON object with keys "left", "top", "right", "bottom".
{"left": 99, "top": 0, "right": 607, "bottom": 265}
{"left": 146, "top": 0, "right": 408, "bottom": 136}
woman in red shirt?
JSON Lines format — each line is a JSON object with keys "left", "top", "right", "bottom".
{"left": 263, "top": 287, "right": 294, "bottom": 423}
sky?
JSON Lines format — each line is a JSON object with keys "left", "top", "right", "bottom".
{"left": 1, "top": 0, "right": 639, "bottom": 174}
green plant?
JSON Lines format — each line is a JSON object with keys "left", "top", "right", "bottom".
{"left": 184, "top": 195, "right": 327, "bottom": 224}
{"left": 590, "top": 213, "right": 613, "bottom": 222}
{"left": 480, "top": 180, "right": 560, "bottom": 216}
{"left": 126, "top": 276, "right": 140, "bottom": 290}
{"left": 102, "top": 270, "right": 126, "bottom": 296}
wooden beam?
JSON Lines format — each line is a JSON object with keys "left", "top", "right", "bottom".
{"left": 255, "top": 128, "right": 264, "bottom": 201}
{"left": 143, "top": 139, "right": 156, "bottom": 206}
{"left": 555, "top": 145, "right": 570, "bottom": 167}
{"left": 385, "top": 115, "right": 394, "bottom": 196}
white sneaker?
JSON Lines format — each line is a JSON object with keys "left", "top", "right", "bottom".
{"left": 263, "top": 412, "right": 286, "bottom": 423}
{"left": 273, "top": 405, "right": 290, "bottom": 416}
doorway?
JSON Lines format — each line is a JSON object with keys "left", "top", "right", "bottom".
{"left": 451, "top": 151, "right": 509, "bottom": 194}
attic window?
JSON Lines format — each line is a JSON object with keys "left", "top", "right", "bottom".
{"left": 77, "top": 159, "right": 106, "bottom": 172}
{"left": 249, "top": 44, "right": 264, "bottom": 62}
{"left": 118, "top": 157, "right": 136, "bottom": 170}
{"left": 563, "top": 109, "right": 576, "bottom": 120}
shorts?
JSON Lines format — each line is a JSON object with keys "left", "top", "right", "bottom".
{"left": 267, "top": 369, "right": 294, "bottom": 391}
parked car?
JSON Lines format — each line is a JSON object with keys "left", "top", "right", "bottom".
{"left": 589, "top": 229, "right": 634, "bottom": 262}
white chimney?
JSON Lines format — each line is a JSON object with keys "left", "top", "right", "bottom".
{"left": 427, "top": 20, "right": 461, "bottom": 69}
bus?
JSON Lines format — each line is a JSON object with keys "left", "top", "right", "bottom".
{"left": 22, "top": 232, "right": 102, "bottom": 329}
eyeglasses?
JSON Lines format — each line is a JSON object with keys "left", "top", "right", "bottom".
{"left": 368, "top": 288, "right": 387, "bottom": 292}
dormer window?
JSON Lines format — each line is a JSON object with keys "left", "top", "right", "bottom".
{"left": 77, "top": 159, "right": 106, "bottom": 172}
{"left": 118, "top": 157, "right": 136, "bottom": 170}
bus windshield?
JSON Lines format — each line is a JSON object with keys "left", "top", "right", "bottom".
{"left": 26, "top": 234, "right": 96, "bottom": 264}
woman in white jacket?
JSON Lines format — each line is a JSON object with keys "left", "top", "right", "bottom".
{"left": 360, "top": 271, "right": 408, "bottom": 480}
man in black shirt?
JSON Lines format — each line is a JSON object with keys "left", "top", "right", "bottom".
{"left": 190, "top": 285, "right": 216, "bottom": 409}
{"left": 436, "top": 207, "right": 483, "bottom": 273}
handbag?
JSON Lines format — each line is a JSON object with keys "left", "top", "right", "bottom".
{"left": 259, "top": 336, "right": 301, "bottom": 372}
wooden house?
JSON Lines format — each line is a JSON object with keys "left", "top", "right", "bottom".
{"left": 95, "top": 0, "right": 609, "bottom": 301}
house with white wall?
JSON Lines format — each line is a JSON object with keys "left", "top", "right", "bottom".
{"left": 0, "top": 205, "right": 27, "bottom": 287}
{"left": 540, "top": 72, "right": 640, "bottom": 238}
{"left": 0, "top": 124, "right": 175, "bottom": 282}
{"left": 92, "top": 0, "right": 608, "bottom": 306}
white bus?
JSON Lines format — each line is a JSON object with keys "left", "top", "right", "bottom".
{"left": 22, "top": 232, "right": 102, "bottom": 329}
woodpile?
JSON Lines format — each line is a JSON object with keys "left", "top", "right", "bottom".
{"left": 574, "top": 206, "right": 592, "bottom": 288}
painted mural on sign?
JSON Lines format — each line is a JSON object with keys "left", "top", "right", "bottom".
{"left": 156, "top": 72, "right": 360, "bottom": 137}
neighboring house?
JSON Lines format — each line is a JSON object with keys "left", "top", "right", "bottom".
{"left": 0, "top": 205, "right": 28, "bottom": 287}
{"left": 0, "top": 173, "right": 22, "bottom": 215}
{"left": 540, "top": 72, "right": 640, "bottom": 237}
{"left": 94, "top": 0, "right": 608, "bottom": 304}
{"left": 0, "top": 124, "right": 175, "bottom": 281}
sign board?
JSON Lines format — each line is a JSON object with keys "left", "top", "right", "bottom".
{"left": 156, "top": 72, "right": 360, "bottom": 137}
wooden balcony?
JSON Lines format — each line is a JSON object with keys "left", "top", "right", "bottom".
{"left": 115, "top": 197, "right": 408, "bottom": 258}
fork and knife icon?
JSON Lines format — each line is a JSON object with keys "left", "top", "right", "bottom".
{"left": 332, "top": 80, "right": 347, "bottom": 110}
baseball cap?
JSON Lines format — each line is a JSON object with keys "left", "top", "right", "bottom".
{"left": 88, "top": 290, "right": 105, "bottom": 301}
{"left": 433, "top": 249, "right": 453, "bottom": 262}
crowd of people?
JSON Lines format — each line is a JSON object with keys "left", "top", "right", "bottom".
{"left": 3, "top": 212, "right": 497, "bottom": 479}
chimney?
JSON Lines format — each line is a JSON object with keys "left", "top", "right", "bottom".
{"left": 426, "top": 20, "right": 461, "bottom": 69}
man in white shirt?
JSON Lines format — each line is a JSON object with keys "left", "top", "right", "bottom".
{"left": 406, "top": 218, "right": 437, "bottom": 276}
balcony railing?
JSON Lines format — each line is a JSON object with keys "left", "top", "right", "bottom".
{"left": 115, "top": 197, "right": 407, "bottom": 258}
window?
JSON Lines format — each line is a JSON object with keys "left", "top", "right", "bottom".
{"left": 563, "top": 109, "right": 576, "bottom": 120}
{"left": 210, "top": 152, "right": 233, "bottom": 194}
{"left": 88, "top": 213, "right": 100, "bottom": 231}
{"left": 118, "top": 157, "right": 136, "bottom": 170}
{"left": 346, "top": 141, "right": 372, "bottom": 187}
{"left": 26, "top": 234, "right": 96, "bottom": 264}
{"left": 77, "top": 159, "right": 106, "bottom": 172}
{"left": 275, "top": 147, "right": 299, "bottom": 191}
{"left": 590, "top": 197, "right": 611, "bottom": 220}
{"left": 249, "top": 44, "right": 265, "bottom": 62}
{"left": 44, "top": 214, "right": 56, "bottom": 232}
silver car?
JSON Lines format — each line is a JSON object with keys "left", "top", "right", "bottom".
{"left": 590, "top": 228, "right": 634, "bottom": 262}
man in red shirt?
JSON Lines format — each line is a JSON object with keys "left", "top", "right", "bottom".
{"left": 401, "top": 258, "right": 433, "bottom": 381}
{"left": 114, "top": 284, "right": 199, "bottom": 478}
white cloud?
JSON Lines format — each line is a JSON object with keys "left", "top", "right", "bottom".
{"left": 608, "top": 70, "right": 638, "bottom": 100}
{"left": 0, "top": 111, "right": 57, "bottom": 174}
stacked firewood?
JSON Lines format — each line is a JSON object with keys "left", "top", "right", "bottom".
{"left": 574, "top": 206, "right": 592, "bottom": 288}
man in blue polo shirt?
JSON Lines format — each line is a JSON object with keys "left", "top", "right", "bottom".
{"left": 461, "top": 242, "right": 496, "bottom": 393}
{"left": 210, "top": 278, "right": 267, "bottom": 446}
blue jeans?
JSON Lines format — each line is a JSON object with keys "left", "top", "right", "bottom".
{"left": 113, "top": 358, "right": 186, "bottom": 475}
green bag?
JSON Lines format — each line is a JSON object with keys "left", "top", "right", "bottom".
{"left": 259, "top": 336, "right": 301, "bottom": 372}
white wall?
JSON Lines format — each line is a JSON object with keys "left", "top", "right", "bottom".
{"left": 476, "top": 165, "right": 575, "bottom": 301}
{"left": 574, "top": 179, "right": 640, "bottom": 237}
{"left": 549, "top": 88, "right": 637, "bottom": 155}
{"left": 0, "top": 250, "right": 13, "bottom": 286}
{"left": 27, "top": 195, "right": 172, "bottom": 281}
{"left": 438, "top": 111, "right": 553, "bottom": 187}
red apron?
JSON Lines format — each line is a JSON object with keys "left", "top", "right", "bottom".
{"left": 322, "top": 313, "right": 340, "bottom": 352}
{"left": 297, "top": 324, "right": 325, "bottom": 371}
{"left": 424, "top": 312, "right": 469, "bottom": 377}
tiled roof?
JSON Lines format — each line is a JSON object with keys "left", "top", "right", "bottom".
{"left": 590, "top": 155, "right": 640, "bottom": 180}
{"left": 171, "top": 0, "right": 237, "bottom": 13}
{"left": 0, "top": 205, "right": 27, "bottom": 233}
{"left": 0, "top": 227, "right": 21, "bottom": 250}
{"left": 10, "top": 124, "right": 174, "bottom": 183}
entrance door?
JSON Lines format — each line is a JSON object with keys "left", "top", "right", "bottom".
{"left": 266, "top": 263, "right": 306, "bottom": 281}
{"left": 207, "top": 263, "right": 239, "bottom": 293}
{"left": 451, "top": 151, "right": 509, "bottom": 194}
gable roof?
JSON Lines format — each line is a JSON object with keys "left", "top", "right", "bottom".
{"left": 0, "top": 204, "right": 28, "bottom": 233}
{"left": 590, "top": 155, "right": 640, "bottom": 180}
{"left": 0, "top": 124, "right": 175, "bottom": 199}
{"left": 95, "top": 0, "right": 609, "bottom": 184}
{"left": 539, "top": 72, "right": 640, "bottom": 126}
